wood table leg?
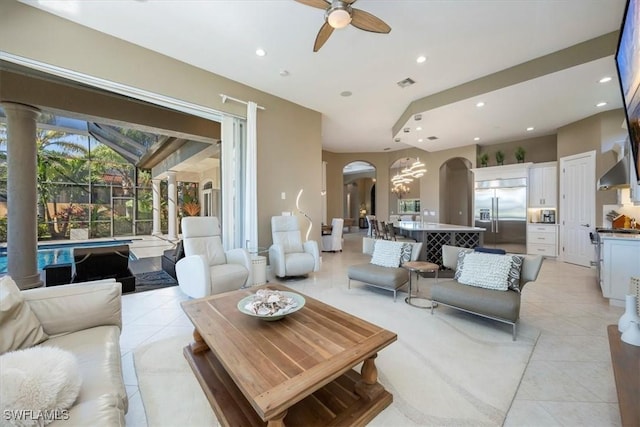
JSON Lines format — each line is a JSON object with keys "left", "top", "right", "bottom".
{"left": 267, "top": 410, "right": 287, "bottom": 427}
{"left": 190, "top": 329, "right": 209, "bottom": 354}
{"left": 355, "top": 353, "right": 384, "bottom": 401}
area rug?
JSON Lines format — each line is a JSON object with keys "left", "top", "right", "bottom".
{"left": 133, "top": 270, "right": 177, "bottom": 294}
{"left": 134, "top": 282, "right": 539, "bottom": 426}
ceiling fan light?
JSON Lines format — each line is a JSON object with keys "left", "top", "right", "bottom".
{"left": 327, "top": 8, "right": 352, "bottom": 29}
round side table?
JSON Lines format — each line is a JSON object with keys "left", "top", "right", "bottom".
{"left": 402, "top": 261, "right": 439, "bottom": 309}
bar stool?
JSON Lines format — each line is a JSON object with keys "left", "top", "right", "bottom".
{"left": 402, "top": 261, "right": 439, "bottom": 309}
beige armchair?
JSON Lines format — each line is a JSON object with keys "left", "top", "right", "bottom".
{"left": 269, "top": 216, "right": 320, "bottom": 278}
{"left": 176, "top": 216, "right": 251, "bottom": 298}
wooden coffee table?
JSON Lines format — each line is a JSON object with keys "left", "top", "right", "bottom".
{"left": 181, "top": 284, "right": 397, "bottom": 427}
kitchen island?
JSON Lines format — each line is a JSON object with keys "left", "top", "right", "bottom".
{"left": 396, "top": 222, "right": 485, "bottom": 266}
{"left": 599, "top": 233, "right": 640, "bottom": 306}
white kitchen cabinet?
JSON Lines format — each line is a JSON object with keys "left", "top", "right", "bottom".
{"left": 527, "top": 224, "right": 557, "bottom": 256}
{"left": 528, "top": 162, "right": 557, "bottom": 207}
{"left": 601, "top": 236, "right": 640, "bottom": 306}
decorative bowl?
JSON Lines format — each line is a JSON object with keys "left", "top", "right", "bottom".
{"left": 237, "top": 291, "right": 305, "bottom": 321}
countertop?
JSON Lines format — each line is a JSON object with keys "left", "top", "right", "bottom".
{"left": 599, "top": 233, "right": 640, "bottom": 241}
{"left": 396, "top": 222, "right": 486, "bottom": 232}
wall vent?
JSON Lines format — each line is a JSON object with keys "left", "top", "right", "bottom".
{"left": 397, "top": 77, "right": 416, "bottom": 88}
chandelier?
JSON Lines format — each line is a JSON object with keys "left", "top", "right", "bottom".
{"left": 390, "top": 157, "right": 427, "bottom": 196}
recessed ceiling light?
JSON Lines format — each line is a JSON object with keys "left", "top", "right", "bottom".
{"left": 596, "top": 101, "right": 608, "bottom": 107}
{"left": 416, "top": 126, "right": 422, "bottom": 131}
{"left": 416, "top": 55, "right": 427, "bottom": 64}
{"left": 476, "top": 101, "right": 485, "bottom": 108}
{"left": 473, "top": 137, "right": 480, "bottom": 141}
{"left": 599, "top": 76, "right": 612, "bottom": 83}
{"left": 526, "top": 127, "right": 535, "bottom": 131}
{"left": 340, "top": 91, "right": 352, "bottom": 97}
{"left": 279, "top": 70, "right": 290, "bottom": 77}
{"left": 418, "top": 138, "right": 424, "bottom": 143}
{"left": 255, "top": 48, "right": 266, "bottom": 57}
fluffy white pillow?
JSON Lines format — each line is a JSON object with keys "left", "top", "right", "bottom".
{"left": 0, "top": 346, "right": 82, "bottom": 426}
{"left": 458, "top": 252, "right": 512, "bottom": 291}
{"left": 370, "top": 240, "right": 404, "bottom": 268}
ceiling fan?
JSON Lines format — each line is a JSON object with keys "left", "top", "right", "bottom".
{"left": 294, "top": 0, "right": 391, "bottom": 52}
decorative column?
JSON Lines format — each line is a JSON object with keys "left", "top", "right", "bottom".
{"left": 166, "top": 171, "right": 178, "bottom": 241}
{"left": 1, "top": 102, "right": 43, "bottom": 289}
{"left": 151, "top": 178, "right": 161, "bottom": 236}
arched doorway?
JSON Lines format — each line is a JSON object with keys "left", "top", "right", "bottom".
{"left": 343, "top": 161, "right": 376, "bottom": 230}
{"left": 439, "top": 157, "right": 473, "bottom": 226}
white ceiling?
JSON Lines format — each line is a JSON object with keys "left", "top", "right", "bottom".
{"left": 21, "top": 0, "right": 627, "bottom": 153}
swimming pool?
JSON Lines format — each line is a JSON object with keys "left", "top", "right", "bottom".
{"left": 0, "top": 240, "right": 135, "bottom": 274}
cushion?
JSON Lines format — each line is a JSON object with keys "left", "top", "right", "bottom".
{"left": 0, "top": 276, "right": 47, "bottom": 354}
{"left": 454, "top": 250, "right": 468, "bottom": 280}
{"left": 399, "top": 243, "right": 413, "bottom": 264}
{"left": 507, "top": 255, "right": 524, "bottom": 293}
{"left": 370, "top": 240, "right": 403, "bottom": 268}
{"left": 458, "top": 252, "right": 513, "bottom": 291}
{"left": 0, "top": 346, "right": 82, "bottom": 425}
{"left": 474, "top": 247, "right": 506, "bottom": 255}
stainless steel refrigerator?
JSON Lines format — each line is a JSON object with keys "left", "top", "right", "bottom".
{"left": 474, "top": 178, "right": 527, "bottom": 253}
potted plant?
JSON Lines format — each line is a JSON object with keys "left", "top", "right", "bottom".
{"left": 479, "top": 153, "right": 489, "bottom": 167}
{"left": 515, "top": 146, "right": 526, "bottom": 163}
{"left": 495, "top": 150, "right": 505, "bottom": 166}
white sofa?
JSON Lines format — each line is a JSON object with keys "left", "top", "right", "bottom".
{"left": 1, "top": 279, "right": 128, "bottom": 425}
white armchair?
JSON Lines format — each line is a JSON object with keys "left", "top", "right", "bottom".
{"left": 176, "top": 217, "right": 251, "bottom": 298}
{"left": 269, "top": 216, "right": 320, "bottom": 278}
{"left": 321, "top": 218, "right": 344, "bottom": 252}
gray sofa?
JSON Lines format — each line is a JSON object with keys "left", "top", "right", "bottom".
{"left": 3, "top": 279, "right": 128, "bottom": 425}
{"left": 430, "top": 245, "right": 543, "bottom": 340}
{"left": 347, "top": 238, "right": 423, "bottom": 301}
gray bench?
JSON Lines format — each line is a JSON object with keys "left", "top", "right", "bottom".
{"left": 347, "top": 238, "right": 423, "bottom": 301}
{"left": 430, "top": 245, "right": 543, "bottom": 340}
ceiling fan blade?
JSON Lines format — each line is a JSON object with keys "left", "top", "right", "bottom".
{"left": 294, "top": 0, "right": 330, "bottom": 10}
{"left": 351, "top": 8, "right": 391, "bottom": 33}
{"left": 343, "top": 0, "right": 358, "bottom": 4}
{"left": 314, "top": 22, "right": 334, "bottom": 52}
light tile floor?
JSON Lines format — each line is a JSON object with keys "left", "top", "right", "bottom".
{"left": 122, "top": 233, "right": 624, "bottom": 427}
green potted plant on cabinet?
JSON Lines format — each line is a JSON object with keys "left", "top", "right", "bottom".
{"left": 515, "top": 146, "right": 526, "bottom": 163}
{"left": 495, "top": 150, "right": 505, "bottom": 166}
{"left": 479, "top": 153, "right": 489, "bottom": 167}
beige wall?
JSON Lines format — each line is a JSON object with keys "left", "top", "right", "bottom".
{"left": 0, "top": 0, "right": 322, "bottom": 248}
{"left": 478, "top": 134, "right": 557, "bottom": 166}
{"left": 557, "top": 109, "right": 625, "bottom": 227}
{"left": 323, "top": 145, "right": 476, "bottom": 222}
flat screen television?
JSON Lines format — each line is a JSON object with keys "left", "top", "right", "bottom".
{"left": 615, "top": 0, "right": 640, "bottom": 184}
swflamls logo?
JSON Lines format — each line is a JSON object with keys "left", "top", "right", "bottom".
{"left": 3, "top": 409, "right": 70, "bottom": 421}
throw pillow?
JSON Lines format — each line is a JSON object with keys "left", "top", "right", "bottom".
{"left": 0, "top": 276, "right": 47, "bottom": 354}
{"left": 370, "top": 240, "right": 403, "bottom": 268}
{"left": 474, "top": 247, "right": 507, "bottom": 255}
{"left": 1, "top": 346, "right": 82, "bottom": 425}
{"left": 507, "top": 255, "right": 524, "bottom": 293}
{"left": 458, "top": 252, "right": 512, "bottom": 291}
{"left": 454, "top": 250, "right": 469, "bottom": 280}
{"left": 399, "top": 243, "right": 413, "bottom": 265}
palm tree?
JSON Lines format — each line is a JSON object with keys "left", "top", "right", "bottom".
{"left": 35, "top": 129, "right": 89, "bottom": 238}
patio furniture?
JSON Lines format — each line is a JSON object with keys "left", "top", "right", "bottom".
{"left": 71, "top": 244, "right": 136, "bottom": 293}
